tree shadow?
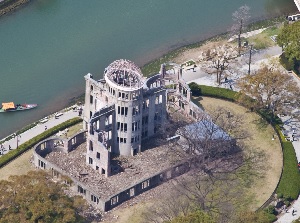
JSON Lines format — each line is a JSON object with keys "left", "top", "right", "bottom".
{"left": 253, "top": 117, "right": 268, "bottom": 130}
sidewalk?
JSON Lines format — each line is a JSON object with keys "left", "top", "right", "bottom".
{"left": 0, "top": 108, "right": 80, "bottom": 155}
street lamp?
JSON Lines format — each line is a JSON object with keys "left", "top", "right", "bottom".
{"left": 247, "top": 45, "right": 253, "bottom": 75}
{"left": 14, "top": 133, "right": 21, "bottom": 149}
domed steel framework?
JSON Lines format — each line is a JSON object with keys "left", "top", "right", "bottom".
{"left": 104, "top": 59, "right": 143, "bottom": 88}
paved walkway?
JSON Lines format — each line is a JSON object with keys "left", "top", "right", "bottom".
{"left": 0, "top": 108, "right": 81, "bottom": 155}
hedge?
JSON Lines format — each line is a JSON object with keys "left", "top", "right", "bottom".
{"left": 276, "top": 141, "right": 300, "bottom": 200}
{"left": 0, "top": 117, "right": 82, "bottom": 168}
{"left": 189, "top": 83, "right": 256, "bottom": 110}
{"left": 189, "top": 83, "right": 300, "bottom": 201}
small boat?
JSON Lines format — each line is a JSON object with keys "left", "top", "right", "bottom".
{"left": 0, "top": 102, "right": 37, "bottom": 112}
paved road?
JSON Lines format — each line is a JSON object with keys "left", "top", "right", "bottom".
{"left": 0, "top": 108, "right": 80, "bottom": 155}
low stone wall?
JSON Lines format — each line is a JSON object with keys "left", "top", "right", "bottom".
{"left": 104, "top": 161, "right": 190, "bottom": 211}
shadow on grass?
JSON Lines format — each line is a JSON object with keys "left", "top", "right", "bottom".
{"left": 253, "top": 117, "right": 269, "bottom": 130}
{"left": 191, "top": 96, "right": 205, "bottom": 111}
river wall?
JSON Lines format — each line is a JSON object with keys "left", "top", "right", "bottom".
{"left": 0, "top": 0, "right": 29, "bottom": 17}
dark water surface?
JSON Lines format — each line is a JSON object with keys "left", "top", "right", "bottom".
{"left": 0, "top": 0, "right": 296, "bottom": 139}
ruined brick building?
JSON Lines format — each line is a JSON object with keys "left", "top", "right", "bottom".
{"left": 33, "top": 59, "right": 208, "bottom": 211}
{"left": 83, "top": 59, "right": 167, "bottom": 177}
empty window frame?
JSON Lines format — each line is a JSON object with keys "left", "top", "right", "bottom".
{"left": 111, "top": 196, "right": 119, "bottom": 205}
{"left": 142, "top": 180, "right": 150, "bottom": 189}
{"left": 89, "top": 141, "right": 93, "bottom": 151}
{"left": 91, "top": 194, "right": 99, "bottom": 204}
{"left": 78, "top": 186, "right": 86, "bottom": 195}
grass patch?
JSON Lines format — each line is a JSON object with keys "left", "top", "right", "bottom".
{"left": 190, "top": 83, "right": 300, "bottom": 205}
{"left": 247, "top": 26, "right": 280, "bottom": 49}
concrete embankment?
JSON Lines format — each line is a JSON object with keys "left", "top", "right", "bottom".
{"left": 0, "top": 0, "right": 29, "bottom": 17}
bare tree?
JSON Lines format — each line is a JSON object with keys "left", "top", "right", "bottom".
{"left": 237, "top": 61, "right": 300, "bottom": 122}
{"left": 142, "top": 190, "right": 192, "bottom": 223}
{"left": 144, "top": 106, "right": 264, "bottom": 222}
{"left": 199, "top": 44, "right": 238, "bottom": 85}
{"left": 231, "top": 5, "right": 250, "bottom": 55}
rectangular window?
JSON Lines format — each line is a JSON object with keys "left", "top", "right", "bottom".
{"left": 91, "top": 195, "right": 99, "bottom": 204}
{"left": 89, "top": 140, "right": 93, "bottom": 151}
{"left": 96, "top": 152, "right": 100, "bottom": 159}
{"left": 125, "top": 107, "right": 128, "bottom": 116}
{"left": 124, "top": 123, "right": 127, "bottom": 132}
{"left": 117, "top": 122, "right": 120, "bottom": 130}
{"left": 129, "top": 188, "right": 135, "bottom": 197}
{"left": 78, "top": 186, "right": 86, "bottom": 195}
{"left": 120, "top": 138, "right": 123, "bottom": 143}
{"left": 121, "top": 123, "right": 124, "bottom": 131}
{"left": 124, "top": 138, "right": 127, "bottom": 143}
{"left": 131, "top": 137, "right": 134, "bottom": 143}
{"left": 118, "top": 106, "right": 120, "bottom": 114}
{"left": 111, "top": 196, "right": 119, "bottom": 205}
{"left": 142, "top": 180, "right": 150, "bottom": 189}
{"left": 121, "top": 107, "right": 124, "bottom": 115}
{"left": 89, "top": 157, "right": 93, "bottom": 164}
{"left": 155, "top": 96, "right": 159, "bottom": 104}
{"left": 90, "top": 95, "right": 93, "bottom": 104}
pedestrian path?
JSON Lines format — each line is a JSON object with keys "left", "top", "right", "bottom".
{"left": 0, "top": 108, "right": 81, "bottom": 155}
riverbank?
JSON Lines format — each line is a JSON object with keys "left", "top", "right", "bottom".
{"left": 141, "top": 15, "right": 287, "bottom": 77}
{"left": 0, "top": 0, "right": 30, "bottom": 17}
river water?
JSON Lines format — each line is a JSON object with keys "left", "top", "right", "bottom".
{"left": 0, "top": 0, "right": 296, "bottom": 139}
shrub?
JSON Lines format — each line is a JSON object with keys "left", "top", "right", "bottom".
{"left": 264, "top": 205, "right": 276, "bottom": 215}
{"left": 0, "top": 117, "right": 82, "bottom": 168}
{"left": 276, "top": 193, "right": 283, "bottom": 199}
{"left": 188, "top": 82, "right": 202, "bottom": 96}
{"left": 280, "top": 53, "right": 294, "bottom": 71}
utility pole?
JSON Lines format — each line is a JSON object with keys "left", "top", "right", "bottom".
{"left": 15, "top": 133, "right": 21, "bottom": 149}
{"left": 248, "top": 45, "right": 253, "bottom": 75}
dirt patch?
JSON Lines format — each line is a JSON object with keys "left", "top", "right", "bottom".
{"left": 173, "top": 40, "right": 231, "bottom": 65}
{"left": 0, "top": 148, "right": 34, "bottom": 181}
